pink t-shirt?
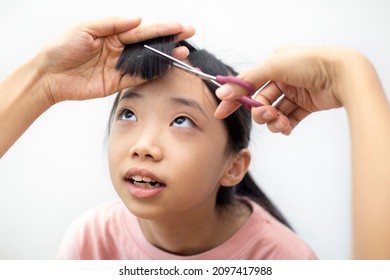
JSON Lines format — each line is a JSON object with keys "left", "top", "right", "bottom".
{"left": 56, "top": 199, "right": 317, "bottom": 260}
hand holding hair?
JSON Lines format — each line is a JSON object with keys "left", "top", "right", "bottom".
{"left": 0, "top": 17, "right": 195, "bottom": 157}
{"left": 41, "top": 17, "right": 195, "bottom": 105}
{"left": 216, "top": 45, "right": 390, "bottom": 259}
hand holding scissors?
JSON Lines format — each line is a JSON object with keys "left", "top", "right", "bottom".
{"left": 144, "top": 44, "right": 266, "bottom": 108}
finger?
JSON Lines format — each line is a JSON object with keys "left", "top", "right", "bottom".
{"left": 174, "top": 25, "right": 196, "bottom": 42}
{"left": 274, "top": 96, "right": 298, "bottom": 116}
{"left": 117, "top": 72, "right": 146, "bottom": 93}
{"left": 118, "top": 22, "right": 192, "bottom": 44}
{"left": 253, "top": 81, "right": 284, "bottom": 106}
{"left": 214, "top": 80, "right": 282, "bottom": 119}
{"left": 287, "top": 107, "right": 311, "bottom": 130}
{"left": 215, "top": 79, "right": 283, "bottom": 110}
{"left": 266, "top": 114, "right": 292, "bottom": 134}
{"left": 171, "top": 46, "right": 190, "bottom": 60}
{"left": 84, "top": 17, "right": 142, "bottom": 38}
{"left": 266, "top": 106, "right": 310, "bottom": 135}
{"left": 251, "top": 105, "right": 279, "bottom": 125}
{"left": 214, "top": 100, "right": 241, "bottom": 119}
{"left": 215, "top": 83, "right": 246, "bottom": 103}
{"left": 281, "top": 126, "right": 293, "bottom": 136}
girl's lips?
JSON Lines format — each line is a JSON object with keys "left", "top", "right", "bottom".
{"left": 124, "top": 168, "right": 165, "bottom": 185}
{"left": 125, "top": 180, "right": 165, "bottom": 199}
{"left": 124, "top": 168, "right": 166, "bottom": 199}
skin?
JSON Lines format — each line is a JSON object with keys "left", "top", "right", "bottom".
{"left": 215, "top": 46, "right": 390, "bottom": 259}
{"left": 108, "top": 68, "right": 251, "bottom": 255}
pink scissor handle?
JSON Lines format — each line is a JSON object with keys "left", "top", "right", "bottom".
{"left": 215, "top": 75, "right": 254, "bottom": 93}
{"left": 215, "top": 75, "right": 263, "bottom": 108}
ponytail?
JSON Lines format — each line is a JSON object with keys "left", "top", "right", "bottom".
{"left": 236, "top": 173, "right": 293, "bottom": 229}
{"left": 215, "top": 173, "right": 292, "bottom": 229}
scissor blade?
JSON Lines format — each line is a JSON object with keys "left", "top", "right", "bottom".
{"left": 144, "top": 45, "right": 192, "bottom": 70}
{"left": 144, "top": 45, "right": 215, "bottom": 80}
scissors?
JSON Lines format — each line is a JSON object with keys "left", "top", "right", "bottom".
{"left": 144, "top": 44, "right": 265, "bottom": 108}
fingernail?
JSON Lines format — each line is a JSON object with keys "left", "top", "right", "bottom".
{"left": 263, "top": 109, "right": 273, "bottom": 120}
{"left": 216, "top": 85, "right": 232, "bottom": 99}
{"left": 275, "top": 120, "right": 286, "bottom": 130}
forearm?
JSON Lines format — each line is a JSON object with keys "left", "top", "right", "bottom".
{"left": 342, "top": 54, "right": 390, "bottom": 259}
{"left": 0, "top": 54, "right": 52, "bottom": 157}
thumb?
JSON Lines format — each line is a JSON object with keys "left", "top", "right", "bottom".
{"left": 82, "top": 17, "right": 142, "bottom": 38}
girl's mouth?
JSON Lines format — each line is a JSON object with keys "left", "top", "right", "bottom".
{"left": 124, "top": 173, "right": 166, "bottom": 199}
{"left": 123, "top": 168, "right": 166, "bottom": 198}
{"left": 126, "top": 175, "right": 164, "bottom": 188}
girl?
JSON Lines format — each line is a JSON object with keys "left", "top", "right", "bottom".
{"left": 55, "top": 38, "right": 317, "bottom": 259}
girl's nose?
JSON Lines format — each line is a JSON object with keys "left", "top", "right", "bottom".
{"left": 128, "top": 134, "right": 163, "bottom": 162}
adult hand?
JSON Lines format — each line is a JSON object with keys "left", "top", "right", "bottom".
{"left": 214, "top": 46, "right": 366, "bottom": 135}
{"left": 41, "top": 16, "right": 195, "bottom": 104}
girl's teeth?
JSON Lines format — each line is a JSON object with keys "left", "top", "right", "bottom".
{"left": 133, "top": 181, "right": 159, "bottom": 188}
{"left": 131, "top": 175, "right": 153, "bottom": 183}
{"left": 129, "top": 175, "right": 160, "bottom": 188}
{"left": 142, "top": 177, "right": 152, "bottom": 183}
{"left": 132, "top": 175, "right": 143, "bottom": 181}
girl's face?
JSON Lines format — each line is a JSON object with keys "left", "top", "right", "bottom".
{"left": 108, "top": 68, "right": 235, "bottom": 220}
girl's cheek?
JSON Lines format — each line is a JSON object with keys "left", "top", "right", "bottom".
{"left": 107, "top": 134, "right": 123, "bottom": 167}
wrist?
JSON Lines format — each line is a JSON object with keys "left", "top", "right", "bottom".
{"left": 336, "top": 49, "right": 386, "bottom": 111}
{"left": 0, "top": 52, "right": 53, "bottom": 156}
{"left": 1, "top": 52, "right": 53, "bottom": 114}
{"left": 28, "top": 51, "right": 55, "bottom": 111}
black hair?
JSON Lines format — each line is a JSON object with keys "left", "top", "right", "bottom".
{"left": 116, "top": 36, "right": 176, "bottom": 80}
{"left": 112, "top": 36, "right": 292, "bottom": 229}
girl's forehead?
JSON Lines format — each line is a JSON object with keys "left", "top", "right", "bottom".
{"left": 123, "top": 68, "right": 217, "bottom": 108}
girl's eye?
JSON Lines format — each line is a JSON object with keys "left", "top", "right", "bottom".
{"left": 118, "top": 109, "right": 137, "bottom": 122}
{"left": 171, "top": 116, "right": 195, "bottom": 128}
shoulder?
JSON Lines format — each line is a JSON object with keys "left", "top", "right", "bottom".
{"left": 70, "top": 200, "right": 129, "bottom": 232}
{"left": 241, "top": 199, "right": 318, "bottom": 260}
{"left": 56, "top": 200, "right": 134, "bottom": 259}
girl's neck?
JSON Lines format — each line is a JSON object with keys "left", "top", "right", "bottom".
{"left": 137, "top": 200, "right": 251, "bottom": 256}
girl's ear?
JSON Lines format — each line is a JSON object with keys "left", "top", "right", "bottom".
{"left": 219, "top": 149, "right": 251, "bottom": 187}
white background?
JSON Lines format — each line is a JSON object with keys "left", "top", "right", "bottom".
{"left": 0, "top": 0, "right": 389, "bottom": 259}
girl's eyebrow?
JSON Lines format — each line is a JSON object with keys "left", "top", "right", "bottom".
{"left": 169, "top": 97, "right": 209, "bottom": 120}
{"left": 119, "top": 91, "right": 142, "bottom": 102}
